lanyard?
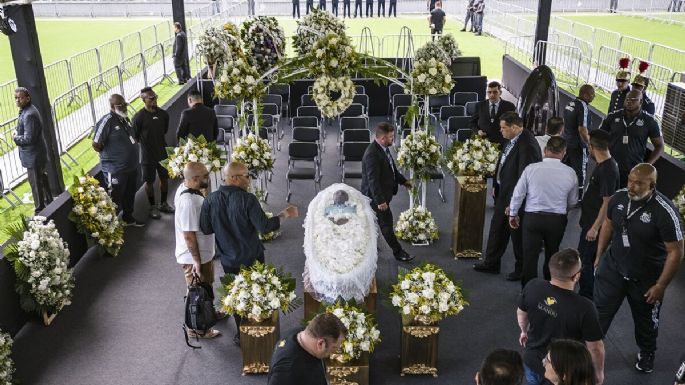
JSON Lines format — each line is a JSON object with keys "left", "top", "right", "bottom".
{"left": 624, "top": 194, "right": 653, "bottom": 224}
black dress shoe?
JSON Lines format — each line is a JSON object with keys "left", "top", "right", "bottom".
{"left": 473, "top": 263, "right": 500, "bottom": 274}
{"left": 460, "top": 28, "right": 466, "bottom": 32}
{"left": 394, "top": 250, "right": 414, "bottom": 262}
{"left": 506, "top": 272, "right": 522, "bottom": 281}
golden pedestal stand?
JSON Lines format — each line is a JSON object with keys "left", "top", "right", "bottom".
{"left": 400, "top": 315, "right": 439, "bottom": 377}
{"left": 451, "top": 176, "right": 487, "bottom": 259}
{"left": 303, "top": 278, "right": 377, "bottom": 321}
{"left": 239, "top": 312, "right": 280, "bottom": 375}
{"left": 326, "top": 352, "right": 370, "bottom": 385}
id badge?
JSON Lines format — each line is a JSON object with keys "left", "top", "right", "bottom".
{"left": 622, "top": 229, "right": 630, "bottom": 247}
{"left": 622, "top": 135, "right": 629, "bottom": 145}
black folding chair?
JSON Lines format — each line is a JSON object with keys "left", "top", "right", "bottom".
{"left": 341, "top": 141, "right": 370, "bottom": 182}
{"left": 452, "top": 91, "right": 478, "bottom": 106}
{"left": 465, "top": 101, "right": 479, "bottom": 117}
{"left": 286, "top": 142, "right": 321, "bottom": 202}
{"left": 445, "top": 116, "right": 473, "bottom": 148}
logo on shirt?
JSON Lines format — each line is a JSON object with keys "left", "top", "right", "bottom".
{"left": 278, "top": 339, "right": 286, "bottom": 348}
{"left": 565, "top": 105, "right": 574, "bottom": 112}
{"left": 152, "top": 116, "right": 159, "bottom": 120}
{"left": 636, "top": 119, "right": 644, "bottom": 127}
{"left": 544, "top": 297, "right": 557, "bottom": 306}
{"left": 617, "top": 204, "right": 624, "bottom": 211}
{"left": 640, "top": 211, "right": 652, "bottom": 223}
{"left": 114, "top": 125, "right": 121, "bottom": 131}
{"left": 614, "top": 118, "right": 620, "bottom": 122}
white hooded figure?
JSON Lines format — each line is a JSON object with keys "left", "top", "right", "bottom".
{"left": 303, "top": 183, "right": 378, "bottom": 303}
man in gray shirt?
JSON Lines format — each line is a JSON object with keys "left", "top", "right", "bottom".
{"left": 13, "top": 87, "right": 53, "bottom": 214}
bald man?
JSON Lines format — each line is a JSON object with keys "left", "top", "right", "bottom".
{"left": 599, "top": 90, "right": 664, "bottom": 186}
{"left": 93, "top": 94, "right": 144, "bottom": 227}
{"left": 174, "top": 162, "right": 223, "bottom": 339}
{"left": 200, "top": 161, "right": 298, "bottom": 345}
{"left": 562, "top": 84, "right": 595, "bottom": 193}
{"left": 594, "top": 163, "right": 683, "bottom": 373}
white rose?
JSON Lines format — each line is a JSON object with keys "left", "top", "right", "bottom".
{"left": 417, "top": 74, "right": 427, "bottom": 83}
{"left": 188, "top": 154, "right": 198, "bottom": 162}
{"left": 330, "top": 59, "right": 338, "bottom": 67}
{"left": 360, "top": 341, "right": 371, "bottom": 351}
{"left": 429, "top": 67, "right": 438, "bottom": 76}
{"left": 429, "top": 87, "right": 437, "bottom": 94}
{"left": 402, "top": 305, "right": 411, "bottom": 315}
{"left": 419, "top": 304, "right": 431, "bottom": 314}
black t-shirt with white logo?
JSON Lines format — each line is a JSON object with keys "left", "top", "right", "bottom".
{"left": 606, "top": 190, "right": 683, "bottom": 282}
{"left": 563, "top": 98, "right": 590, "bottom": 148}
{"left": 132, "top": 107, "right": 170, "bottom": 165}
{"left": 580, "top": 157, "right": 620, "bottom": 229}
{"left": 267, "top": 329, "right": 328, "bottom": 385}
{"left": 518, "top": 279, "right": 603, "bottom": 376}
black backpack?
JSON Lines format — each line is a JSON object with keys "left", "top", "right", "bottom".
{"left": 182, "top": 276, "right": 217, "bottom": 349}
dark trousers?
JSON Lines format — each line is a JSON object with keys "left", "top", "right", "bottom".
{"left": 377, "top": 0, "right": 385, "bottom": 16}
{"left": 354, "top": 0, "right": 362, "bottom": 16}
{"left": 306, "top": 0, "right": 314, "bottom": 13}
{"left": 319, "top": 0, "right": 326, "bottom": 9}
{"left": 388, "top": 0, "right": 396, "bottom": 16}
{"left": 332, "top": 1, "right": 339, "bottom": 15}
{"left": 594, "top": 257, "right": 661, "bottom": 353}
{"left": 248, "top": 0, "right": 255, "bottom": 15}
{"left": 610, "top": 0, "right": 618, "bottom": 11}
{"left": 482, "top": 201, "right": 523, "bottom": 273}
{"left": 372, "top": 203, "right": 403, "bottom": 255}
{"left": 105, "top": 169, "right": 138, "bottom": 222}
{"left": 293, "top": 1, "right": 300, "bottom": 17}
{"left": 563, "top": 146, "right": 587, "bottom": 193}
{"left": 521, "top": 212, "right": 567, "bottom": 288}
{"left": 577, "top": 225, "right": 597, "bottom": 299}
{"left": 365, "top": 1, "right": 373, "bottom": 16}
{"left": 174, "top": 60, "right": 190, "bottom": 83}
{"left": 27, "top": 165, "right": 53, "bottom": 213}
{"left": 343, "top": 1, "right": 351, "bottom": 16}
{"left": 431, "top": 28, "right": 443, "bottom": 40}
{"left": 222, "top": 252, "right": 265, "bottom": 335}
{"left": 464, "top": 10, "right": 474, "bottom": 29}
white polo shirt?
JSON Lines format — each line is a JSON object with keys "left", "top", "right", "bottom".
{"left": 174, "top": 183, "right": 215, "bottom": 265}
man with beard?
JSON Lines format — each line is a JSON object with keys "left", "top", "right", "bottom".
{"left": 594, "top": 164, "right": 683, "bottom": 374}
{"left": 599, "top": 89, "right": 663, "bottom": 186}
{"left": 93, "top": 94, "right": 144, "bottom": 227}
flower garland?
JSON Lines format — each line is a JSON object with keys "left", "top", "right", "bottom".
{"left": 231, "top": 133, "right": 275, "bottom": 172}
{"left": 444, "top": 136, "right": 499, "bottom": 178}
{"left": 327, "top": 303, "right": 381, "bottom": 362}
{"left": 436, "top": 34, "right": 462, "bottom": 62}
{"left": 395, "top": 206, "right": 439, "bottom": 244}
{"left": 215, "top": 55, "right": 264, "bottom": 102}
{"left": 221, "top": 262, "right": 299, "bottom": 321}
{"left": 161, "top": 134, "right": 222, "bottom": 179}
{"left": 0, "top": 331, "right": 14, "bottom": 385}
{"left": 396, "top": 130, "right": 441, "bottom": 180}
{"left": 390, "top": 264, "right": 468, "bottom": 323}
{"left": 312, "top": 75, "right": 356, "bottom": 118}
{"left": 306, "top": 33, "right": 358, "bottom": 77}
{"left": 410, "top": 58, "right": 454, "bottom": 96}
{"left": 293, "top": 8, "right": 346, "bottom": 56}
{"left": 259, "top": 211, "right": 281, "bottom": 242}
{"left": 69, "top": 175, "right": 124, "bottom": 256}
{"left": 3, "top": 217, "right": 75, "bottom": 317}
{"left": 415, "top": 40, "right": 451, "bottom": 67}
{"left": 240, "top": 16, "right": 286, "bottom": 74}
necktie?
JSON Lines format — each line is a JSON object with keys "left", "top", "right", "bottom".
{"left": 497, "top": 140, "right": 515, "bottom": 184}
{"left": 490, "top": 103, "right": 496, "bottom": 121}
{"left": 385, "top": 148, "right": 397, "bottom": 179}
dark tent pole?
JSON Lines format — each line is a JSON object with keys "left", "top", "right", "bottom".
{"left": 534, "top": 0, "right": 552, "bottom": 66}
{"left": 5, "top": 3, "right": 65, "bottom": 196}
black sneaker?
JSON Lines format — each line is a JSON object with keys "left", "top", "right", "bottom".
{"left": 123, "top": 219, "right": 146, "bottom": 227}
{"left": 635, "top": 352, "right": 654, "bottom": 373}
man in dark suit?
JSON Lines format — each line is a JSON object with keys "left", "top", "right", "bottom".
{"left": 306, "top": 0, "right": 314, "bottom": 13}
{"left": 173, "top": 22, "right": 190, "bottom": 85}
{"left": 471, "top": 81, "right": 516, "bottom": 147}
{"left": 474, "top": 112, "right": 542, "bottom": 280}
{"left": 292, "top": 0, "right": 301, "bottom": 18}
{"left": 377, "top": 0, "right": 385, "bottom": 16}
{"left": 176, "top": 90, "right": 219, "bottom": 142}
{"left": 354, "top": 0, "right": 363, "bottom": 17}
{"left": 361, "top": 122, "right": 414, "bottom": 262}
{"left": 343, "top": 0, "right": 352, "bottom": 17}
{"left": 319, "top": 0, "right": 327, "bottom": 10}
{"left": 331, "top": 0, "right": 339, "bottom": 16}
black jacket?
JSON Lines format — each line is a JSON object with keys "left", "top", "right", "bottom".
{"left": 494, "top": 129, "right": 542, "bottom": 208}
{"left": 361, "top": 141, "right": 407, "bottom": 205}
{"left": 14, "top": 103, "right": 47, "bottom": 168}
{"left": 173, "top": 31, "right": 187, "bottom": 65}
{"left": 176, "top": 103, "right": 219, "bottom": 142}
{"left": 470, "top": 99, "right": 516, "bottom": 146}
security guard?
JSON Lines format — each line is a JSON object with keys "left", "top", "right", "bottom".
{"left": 354, "top": 0, "right": 363, "bottom": 17}
{"left": 319, "top": 0, "right": 326, "bottom": 10}
{"left": 377, "top": 0, "right": 385, "bottom": 16}
{"left": 365, "top": 0, "right": 374, "bottom": 17}
{"left": 599, "top": 89, "right": 664, "bottom": 186}
{"left": 306, "top": 0, "right": 314, "bottom": 14}
{"left": 292, "top": 0, "right": 301, "bottom": 18}
{"left": 331, "top": 0, "right": 339, "bottom": 16}
{"left": 343, "top": 0, "right": 351, "bottom": 17}
{"left": 562, "top": 84, "right": 595, "bottom": 194}
{"left": 594, "top": 163, "right": 683, "bottom": 374}
{"left": 608, "top": 59, "right": 631, "bottom": 115}
{"left": 631, "top": 73, "right": 656, "bottom": 116}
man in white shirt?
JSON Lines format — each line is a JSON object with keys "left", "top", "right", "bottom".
{"left": 535, "top": 117, "right": 564, "bottom": 154}
{"left": 175, "top": 161, "right": 223, "bottom": 339}
{"left": 509, "top": 136, "right": 579, "bottom": 289}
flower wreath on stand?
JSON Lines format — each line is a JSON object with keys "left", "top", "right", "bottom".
{"left": 2, "top": 217, "right": 75, "bottom": 322}
{"left": 444, "top": 136, "right": 500, "bottom": 181}
{"left": 231, "top": 133, "right": 275, "bottom": 173}
{"left": 196, "top": 25, "right": 235, "bottom": 70}
{"left": 215, "top": 55, "right": 263, "bottom": 102}
{"left": 161, "top": 134, "right": 222, "bottom": 179}
{"left": 220, "top": 261, "right": 300, "bottom": 321}
{"left": 312, "top": 76, "right": 356, "bottom": 118}
{"left": 415, "top": 40, "right": 452, "bottom": 67}
{"left": 390, "top": 263, "right": 468, "bottom": 323}
{"left": 410, "top": 57, "right": 454, "bottom": 97}
{"left": 397, "top": 130, "right": 441, "bottom": 181}
{"left": 326, "top": 302, "right": 381, "bottom": 363}
{"left": 292, "top": 8, "right": 345, "bottom": 56}
{"left": 395, "top": 206, "right": 439, "bottom": 244}
{"left": 435, "top": 34, "right": 462, "bottom": 63}
{"left": 69, "top": 175, "right": 124, "bottom": 256}
{"left": 240, "top": 16, "right": 286, "bottom": 74}
{"left": 0, "top": 330, "right": 14, "bottom": 384}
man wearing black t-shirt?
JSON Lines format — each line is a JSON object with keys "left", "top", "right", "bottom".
{"left": 594, "top": 163, "right": 683, "bottom": 373}
{"left": 563, "top": 84, "right": 595, "bottom": 194}
{"left": 577, "top": 130, "right": 619, "bottom": 299}
{"left": 429, "top": 1, "right": 446, "bottom": 40}
{"left": 132, "top": 87, "right": 174, "bottom": 220}
{"left": 599, "top": 89, "right": 664, "bottom": 186}
{"left": 517, "top": 249, "right": 605, "bottom": 385}
{"left": 268, "top": 313, "right": 347, "bottom": 385}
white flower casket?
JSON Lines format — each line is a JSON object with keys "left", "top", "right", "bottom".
{"left": 303, "top": 183, "right": 378, "bottom": 303}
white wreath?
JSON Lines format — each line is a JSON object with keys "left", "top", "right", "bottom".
{"left": 312, "top": 75, "right": 356, "bottom": 118}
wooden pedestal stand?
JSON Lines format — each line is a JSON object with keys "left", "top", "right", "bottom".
{"left": 239, "top": 312, "right": 280, "bottom": 375}
{"left": 303, "top": 278, "right": 377, "bottom": 321}
{"left": 326, "top": 352, "right": 370, "bottom": 385}
{"left": 400, "top": 315, "right": 439, "bottom": 377}
{"left": 451, "top": 176, "right": 487, "bottom": 259}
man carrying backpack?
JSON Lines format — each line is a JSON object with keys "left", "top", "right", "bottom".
{"left": 175, "top": 162, "right": 226, "bottom": 339}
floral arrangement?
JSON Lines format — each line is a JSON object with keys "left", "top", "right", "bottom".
{"left": 259, "top": 212, "right": 281, "bottom": 242}
{"left": 306, "top": 33, "right": 358, "bottom": 77}
{"left": 68, "top": 175, "right": 124, "bottom": 256}
{"left": 2, "top": 217, "right": 75, "bottom": 317}
{"left": 390, "top": 264, "right": 468, "bottom": 323}
{"left": 415, "top": 40, "right": 451, "bottom": 67}
{"left": 409, "top": 58, "right": 454, "bottom": 96}
{"left": 436, "top": 34, "right": 462, "bottom": 62}
{"left": 196, "top": 26, "right": 235, "bottom": 67}
{"left": 231, "top": 133, "right": 275, "bottom": 172}
{"left": 312, "top": 75, "right": 356, "bottom": 118}
{"left": 0, "top": 330, "right": 14, "bottom": 385}
{"left": 327, "top": 302, "right": 381, "bottom": 362}
{"left": 395, "top": 206, "right": 439, "bottom": 244}
{"left": 674, "top": 185, "right": 685, "bottom": 219}
{"left": 214, "top": 55, "right": 264, "bottom": 102}
{"left": 240, "top": 16, "right": 286, "bottom": 74}
{"left": 161, "top": 134, "right": 222, "bottom": 179}
{"left": 444, "top": 136, "right": 499, "bottom": 177}
{"left": 220, "top": 261, "right": 299, "bottom": 321}
{"left": 396, "top": 130, "right": 441, "bottom": 179}
{"left": 293, "top": 8, "right": 345, "bottom": 56}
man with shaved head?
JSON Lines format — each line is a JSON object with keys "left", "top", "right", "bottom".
{"left": 562, "top": 84, "right": 595, "bottom": 194}
{"left": 174, "top": 162, "right": 223, "bottom": 339}
{"left": 599, "top": 89, "right": 664, "bottom": 186}
{"left": 595, "top": 163, "right": 684, "bottom": 373}
{"left": 200, "top": 161, "right": 298, "bottom": 345}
